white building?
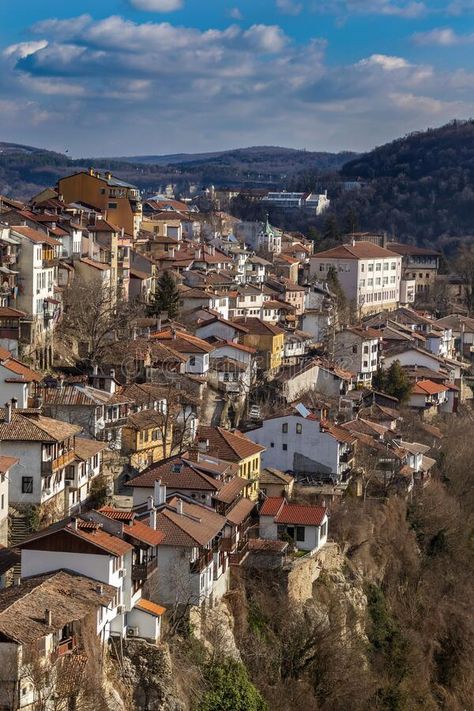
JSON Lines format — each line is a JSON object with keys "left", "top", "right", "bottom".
{"left": 246, "top": 408, "right": 355, "bottom": 482}
{"left": 235, "top": 220, "right": 282, "bottom": 255}
{"left": 0, "top": 456, "right": 17, "bottom": 545}
{"left": 310, "top": 241, "right": 403, "bottom": 316}
{"left": 334, "top": 326, "right": 382, "bottom": 385}
{"left": 9, "top": 225, "right": 62, "bottom": 369}
{"left": 259, "top": 497, "right": 328, "bottom": 553}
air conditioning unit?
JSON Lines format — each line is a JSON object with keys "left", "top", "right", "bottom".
{"left": 127, "top": 626, "right": 139, "bottom": 637}
{"left": 117, "top": 605, "right": 126, "bottom": 614}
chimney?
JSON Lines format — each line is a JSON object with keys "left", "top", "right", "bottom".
{"left": 110, "top": 368, "right": 116, "bottom": 380}
{"left": 93, "top": 364, "right": 99, "bottom": 376}
{"left": 198, "top": 438, "right": 209, "bottom": 453}
{"left": 96, "top": 584, "right": 104, "bottom": 595}
{"left": 10, "top": 397, "right": 17, "bottom": 410}
{"left": 71, "top": 517, "right": 78, "bottom": 531}
{"left": 147, "top": 495, "right": 154, "bottom": 510}
{"left": 149, "top": 507, "right": 157, "bottom": 529}
{"left": 176, "top": 499, "right": 183, "bottom": 515}
{"left": 154, "top": 478, "right": 167, "bottom": 506}
{"left": 45, "top": 609, "right": 52, "bottom": 626}
{"left": 4, "top": 401, "right": 11, "bottom": 424}
{"left": 89, "top": 167, "right": 94, "bottom": 176}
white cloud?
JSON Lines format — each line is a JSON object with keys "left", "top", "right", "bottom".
{"left": 128, "top": 0, "right": 184, "bottom": 10}
{"left": 277, "top": 0, "right": 303, "bottom": 15}
{"left": 357, "top": 54, "right": 411, "bottom": 71}
{"left": 242, "top": 24, "right": 288, "bottom": 52}
{"left": 31, "top": 15, "right": 92, "bottom": 37}
{"left": 413, "top": 27, "right": 474, "bottom": 45}
{"left": 3, "top": 40, "right": 48, "bottom": 60}
{"left": 3, "top": 13, "right": 474, "bottom": 155}
{"left": 315, "top": 0, "right": 427, "bottom": 17}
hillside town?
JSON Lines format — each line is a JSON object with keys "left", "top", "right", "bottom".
{"left": 0, "top": 169, "right": 471, "bottom": 709}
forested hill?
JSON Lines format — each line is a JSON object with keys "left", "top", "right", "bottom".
{"left": 0, "top": 142, "right": 354, "bottom": 200}
{"left": 334, "top": 120, "right": 474, "bottom": 248}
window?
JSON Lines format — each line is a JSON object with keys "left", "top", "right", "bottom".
{"left": 360, "top": 264, "right": 365, "bottom": 272}
{"left": 363, "top": 345, "right": 369, "bottom": 354}
{"left": 391, "top": 262, "right": 396, "bottom": 270}
{"left": 108, "top": 202, "right": 118, "bottom": 209}
{"left": 282, "top": 444, "right": 287, "bottom": 451}
{"left": 22, "top": 477, "right": 33, "bottom": 494}
{"left": 368, "top": 263, "right": 374, "bottom": 272}
{"left": 352, "top": 344, "right": 358, "bottom": 354}
{"left": 390, "top": 276, "right": 396, "bottom": 284}
{"left": 375, "top": 263, "right": 381, "bottom": 271}
{"left": 189, "top": 356, "right": 196, "bottom": 366}
{"left": 296, "top": 526, "right": 305, "bottom": 542}
{"left": 368, "top": 278, "right": 373, "bottom": 287}
{"left": 1, "top": 494, "right": 3, "bottom": 510}
{"left": 296, "top": 423, "right": 302, "bottom": 434}
{"left": 270, "top": 442, "right": 274, "bottom": 448}
{"left": 376, "top": 277, "right": 381, "bottom": 285}
{"left": 360, "top": 279, "right": 365, "bottom": 287}
{"left": 282, "top": 423, "right": 288, "bottom": 433}
{"left": 363, "top": 360, "right": 368, "bottom": 368}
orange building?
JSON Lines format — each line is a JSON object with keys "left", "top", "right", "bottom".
{"left": 57, "top": 169, "right": 142, "bottom": 238}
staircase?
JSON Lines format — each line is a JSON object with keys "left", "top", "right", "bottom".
{"left": 8, "top": 508, "right": 31, "bottom": 583}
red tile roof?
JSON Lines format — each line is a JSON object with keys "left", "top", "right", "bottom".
{"left": 312, "top": 241, "right": 400, "bottom": 260}
{"left": 411, "top": 379, "right": 449, "bottom": 395}
{"left": 275, "top": 503, "right": 327, "bottom": 526}
{"left": 259, "top": 497, "right": 285, "bottom": 516}
{"left": 198, "top": 426, "right": 265, "bottom": 462}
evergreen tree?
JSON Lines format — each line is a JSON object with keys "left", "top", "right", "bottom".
{"left": 373, "top": 360, "right": 412, "bottom": 403}
{"left": 322, "top": 214, "right": 340, "bottom": 243}
{"left": 326, "top": 265, "right": 349, "bottom": 326}
{"left": 148, "top": 271, "right": 180, "bottom": 319}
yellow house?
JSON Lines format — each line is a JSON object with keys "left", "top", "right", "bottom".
{"left": 122, "top": 410, "right": 173, "bottom": 471}
{"left": 197, "top": 426, "right": 265, "bottom": 500}
{"left": 234, "top": 317, "right": 284, "bottom": 372}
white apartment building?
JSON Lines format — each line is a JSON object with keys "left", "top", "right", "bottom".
{"left": 334, "top": 326, "right": 382, "bottom": 385}
{"left": 9, "top": 225, "right": 61, "bottom": 368}
{"left": 310, "top": 241, "right": 403, "bottom": 316}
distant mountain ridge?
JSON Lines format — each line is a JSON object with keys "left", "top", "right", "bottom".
{"left": 0, "top": 141, "right": 356, "bottom": 200}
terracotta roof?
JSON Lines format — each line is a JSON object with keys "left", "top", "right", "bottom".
{"left": 125, "top": 520, "right": 165, "bottom": 547}
{"left": 260, "top": 497, "right": 285, "bottom": 516}
{"left": 135, "top": 598, "right": 166, "bottom": 616}
{"left": 0, "top": 410, "right": 81, "bottom": 442}
{"left": 19, "top": 517, "right": 133, "bottom": 557}
{"left": 125, "top": 409, "right": 167, "bottom": 431}
{"left": 346, "top": 326, "right": 382, "bottom": 340}
{"left": 11, "top": 225, "right": 61, "bottom": 248}
{"left": 215, "top": 340, "right": 256, "bottom": 354}
{"left": 127, "top": 454, "right": 223, "bottom": 492}
{"left": 213, "top": 476, "right": 248, "bottom": 504}
{"left": 0, "top": 456, "right": 18, "bottom": 473}
{"left": 0, "top": 570, "right": 115, "bottom": 645}
{"left": 155, "top": 497, "right": 226, "bottom": 547}
{"left": 386, "top": 242, "right": 441, "bottom": 257}
{"left": 198, "top": 426, "right": 265, "bottom": 462}
{"left": 151, "top": 329, "right": 215, "bottom": 354}
{"left": 226, "top": 498, "right": 255, "bottom": 525}
{"left": 260, "top": 468, "right": 294, "bottom": 486}
{"left": 74, "top": 438, "right": 108, "bottom": 460}
{"left": 411, "top": 379, "right": 449, "bottom": 395}
{"left": 312, "top": 241, "right": 400, "bottom": 260}
{"left": 233, "top": 318, "right": 284, "bottom": 337}
{"left": 42, "top": 384, "right": 113, "bottom": 407}
{"left": 0, "top": 355, "right": 42, "bottom": 383}
{"left": 0, "top": 307, "right": 25, "bottom": 318}
{"left": 275, "top": 503, "right": 327, "bottom": 526}
{"left": 98, "top": 507, "right": 135, "bottom": 521}
{"left": 79, "top": 257, "right": 110, "bottom": 271}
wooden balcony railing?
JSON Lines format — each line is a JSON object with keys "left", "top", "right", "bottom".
{"left": 41, "top": 450, "right": 76, "bottom": 476}
{"left": 131, "top": 558, "right": 158, "bottom": 581}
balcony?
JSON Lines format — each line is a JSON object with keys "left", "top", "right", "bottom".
{"left": 52, "top": 635, "right": 77, "bottom": 661}
{"left": 131, "top": 558, "right": 158, "bottom": 581}
{"left": 190, "top": 549, "right": 213, "bottom": 574}
{"left": 41, "top": 450, "right": 76, "bottom": 476}
{"left": 42, "top": 257, "right": 59, "bottom": 269}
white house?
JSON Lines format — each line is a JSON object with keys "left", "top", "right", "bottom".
{"left": 0, "top": 456, "right": 18, "bottom": 545}
{"left": 259, "top": 497, "right": 328, "bottom": 553}
{"left": 334, "top": 326, "right": 382, "bottom": 385}
{"left": 65, "top": 438, "right": 108, "bottom": 515}
{"left": 310, "top": 241, "right": 403, "bottom": 316}
{"left": 0, "top": 405, "right": 82, "bottom": 514}
{"left": 9, "top": 225, "right": 62, "bottom": 369}
{"left": 151, "top": 330, "right": 215, "bottom": 375}
{"left": 246, "top": 407, "right": 355, "bottom": 482}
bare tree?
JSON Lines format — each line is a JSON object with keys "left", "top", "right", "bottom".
{"left": 57, "top": 275, "right": 143, "bottom": 368}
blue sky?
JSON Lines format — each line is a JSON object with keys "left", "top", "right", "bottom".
{"left": 1, "top": 0, "right": 473, "bottom": 156}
